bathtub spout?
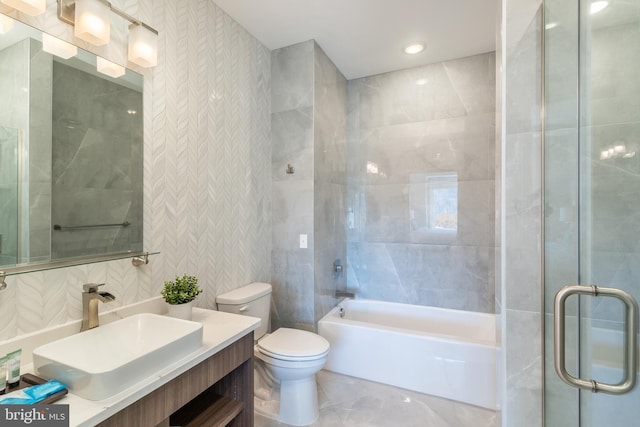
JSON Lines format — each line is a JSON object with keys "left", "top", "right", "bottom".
{"left": 335, "top": 290, "right": 355, "bottom": 299}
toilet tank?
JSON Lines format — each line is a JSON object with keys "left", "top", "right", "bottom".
{"left": 216, "top": 282, "right": 272, "bottom": 339}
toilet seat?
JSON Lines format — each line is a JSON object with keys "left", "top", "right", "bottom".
{"left": 257, "top": 328, "right": 330, "bottom": 362}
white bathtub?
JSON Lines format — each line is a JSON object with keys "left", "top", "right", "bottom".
{"left": 317, "top": 299, "right": 498, "bottom": 410}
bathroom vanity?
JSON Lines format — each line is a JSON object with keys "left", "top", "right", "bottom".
{"left": 98, "top": 328, "right": 254, "bottom": 427}
{"left": 79, "top": 308, "right": 258, "bottom": 427}
{"left": 0, "top": 304, "right": 260, "bottom": 427}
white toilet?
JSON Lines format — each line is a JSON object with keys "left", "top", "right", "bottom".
{"left": 216, "top": 282, "right": 330, "bottom": 426}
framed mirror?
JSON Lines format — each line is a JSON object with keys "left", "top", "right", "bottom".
{"left": 0, "top": 14, "right": 144, "bottom": 271}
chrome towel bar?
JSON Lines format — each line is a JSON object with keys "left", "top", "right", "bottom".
{"left": 53, "top": 221, "right": 131, "bottom": 231}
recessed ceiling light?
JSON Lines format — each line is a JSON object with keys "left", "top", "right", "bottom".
{"left": 590, "top": 1, "right": 608, "bottom": 14}
{"left": 404, "top": 42, "right": 425, "bottom": 55}
{"left": 416, "top": 78, "right": 428, "bottom": 86}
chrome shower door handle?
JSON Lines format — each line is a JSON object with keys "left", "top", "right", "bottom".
{"left": 554, "top": 285, "right": 638, "bottom": 395}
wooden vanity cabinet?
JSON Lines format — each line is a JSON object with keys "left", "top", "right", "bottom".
{"left": 97, "top": 332, "right": 254, "bottom": 427}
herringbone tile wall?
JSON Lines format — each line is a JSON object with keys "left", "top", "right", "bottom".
{"left": 0, "top": 0, "right": 271, "bottom": 341}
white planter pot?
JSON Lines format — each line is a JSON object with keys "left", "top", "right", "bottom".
{"left": 166, "top": 301, "right": 194, "bottom": 321}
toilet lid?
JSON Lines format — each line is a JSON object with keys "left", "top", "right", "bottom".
{"left": 257, "top": 328, "right": 330, "bottom": 361}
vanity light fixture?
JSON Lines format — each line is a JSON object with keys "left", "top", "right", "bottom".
{"left": 97, "top": 56, "right": 125, "bottom": 78}
{"left": 73, "top": 0, "right": 110, "bottom": 45}
{"left": 42, "top": 33, "right": 78, "bottom": 59}
{"left": 404, "top": 42, "right": 425, "bottom": 55}
{"left": 0, "top": 0, "right": 46, "bottom": 16}
{"left": 0, "top": 13, "right": 14, "bottom": 33}
{"left": 128, "top": 22, "right": 157, "bottom": 67}
{"left": 57, "top": 0, "right": 158, "bottom": 67}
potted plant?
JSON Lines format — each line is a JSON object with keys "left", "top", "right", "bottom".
{"left": 161, "top": 274, "right": 203, "bottom": 320}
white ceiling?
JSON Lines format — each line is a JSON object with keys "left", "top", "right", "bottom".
{"left": 213, "top": 0, "right": 498, "bottom": 80}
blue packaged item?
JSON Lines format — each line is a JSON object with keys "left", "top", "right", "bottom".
{"left": 0, "top": 397, "right": 35, "bottom": 405}
{"left": 0, "top": 379, "right": 67, "bottom": 405}
{"left": 23, "top": 380, "right": 67, "bottom": 403}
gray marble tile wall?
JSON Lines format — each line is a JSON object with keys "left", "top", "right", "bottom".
{"left": 271, "top": 41, "right": 316, "bottom": 331}
{"left": 0, "top": 39, "right": 53, "bottom": 265}
{"left": 28, "top": 39, "right": 52, "bottom": 262}
{"left": 0, "top": 127, "right": 19, "bottom": 266}
{"left": 0, "top": 39, "right": 28, "bottom": 135}
{"left": 313, "top": 44, "right": 347, "bottom": 324}
{"left": 346, "top": 53, "right": 496, "bottom": 313}
{"left": 271, "top": 40, "right": 347, "bottom": 330}
{"left": 0, "top": 39, "right": 29, "bottom": 264}
{"left": 0, "top": 38, "right": 51, "bottom": 264}
{"left": 50, "top": 62, "right": 143, "bottom": 260}
{"left": 586, "top": 18, "right": 640, "bottom": 325}
{"left": 501, "top": 0, "right": 543, "bottom": 425}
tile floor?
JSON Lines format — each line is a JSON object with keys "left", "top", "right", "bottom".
{"left": 255, "top": 370, "right": 498, "bottom": 427}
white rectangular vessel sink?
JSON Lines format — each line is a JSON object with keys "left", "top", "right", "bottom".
{"left": 33, "top": 313, "right": 203, "bottom": 400}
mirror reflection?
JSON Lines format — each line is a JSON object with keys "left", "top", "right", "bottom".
{"left": 0, "top": 15, "right": 143, "bottom": 268}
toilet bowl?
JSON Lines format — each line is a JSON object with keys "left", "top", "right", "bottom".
{"left": 254, "top": 328, "right": 329, "bottom": 425}
{"left": 216, "top": 283, "right": 330, "bottom": 426}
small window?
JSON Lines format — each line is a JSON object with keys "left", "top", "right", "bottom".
{"left": 410, "top": 173, "right": 458, "bottom": 233}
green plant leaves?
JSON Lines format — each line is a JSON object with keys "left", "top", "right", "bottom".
{"left": 161, "top": 274, "right": 203, "bottom": 304}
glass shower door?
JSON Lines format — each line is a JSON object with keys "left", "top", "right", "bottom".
{"left": 545, "top": 0, "right": 640, "bottom": 425}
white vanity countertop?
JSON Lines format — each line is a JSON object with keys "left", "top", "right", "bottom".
{"left": 15, "top": 308, "right": 260, "bottom": 427}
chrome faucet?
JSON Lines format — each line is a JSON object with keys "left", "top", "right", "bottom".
{"left": 81, "top": 283, "right": 116, "bottom": 332}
